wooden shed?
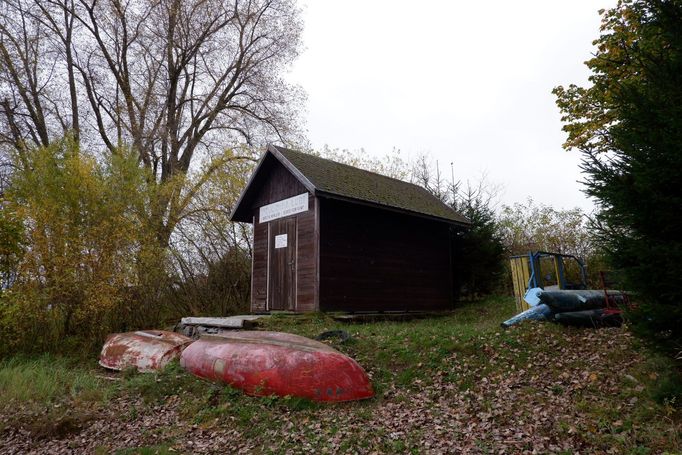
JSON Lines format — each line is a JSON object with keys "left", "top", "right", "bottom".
{"left": 230, "top": 145, "right": 471, "bottom": 313}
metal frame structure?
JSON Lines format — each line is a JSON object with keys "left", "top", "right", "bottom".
{"left": 510, "top": 251, "right": 587, "bottom": 312}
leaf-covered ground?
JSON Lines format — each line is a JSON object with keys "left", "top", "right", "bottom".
{"left": 1, "top": 297, "right": 680, "bottom": 454}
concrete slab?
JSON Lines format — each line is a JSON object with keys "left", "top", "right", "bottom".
{"left": 177, "top": 315, "right": 270, "bottom": 338}
{"left": 181, "top": 315, "right": 265, "bottom": 329}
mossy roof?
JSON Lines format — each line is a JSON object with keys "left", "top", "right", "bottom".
{"left": 268, "top": 145, "right": 470, "bottom": 225}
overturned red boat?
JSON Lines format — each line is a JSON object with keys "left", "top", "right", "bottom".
{"left": 180, "top": 331, "right": 374, "bottom": 402}
{"left": 100, "top": 330, "right": 193, "bottom": 372}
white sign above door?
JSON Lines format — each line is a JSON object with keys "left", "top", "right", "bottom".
{"left": 259, "top": 193, "right": 308, "bottom": 223}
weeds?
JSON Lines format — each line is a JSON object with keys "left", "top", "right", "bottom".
{"left": 1, "top": 296, "right": 680, "bottom": 453}
{"left": 0, "top": 355, "right": 108, "bottom": 404}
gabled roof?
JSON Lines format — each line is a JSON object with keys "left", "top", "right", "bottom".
{"left": 230, "top": 144, "right": 470, "bottom": 226}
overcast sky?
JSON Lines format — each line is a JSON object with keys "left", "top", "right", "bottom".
{"left": 287, "top": 0, "right": 617, "bottom": 211}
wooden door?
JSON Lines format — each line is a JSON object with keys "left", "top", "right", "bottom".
{"left": 268, "top": 217, "right": 297, "bottom": 311}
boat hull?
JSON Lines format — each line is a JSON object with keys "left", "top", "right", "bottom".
{"left": 180, "top": 331, "right": 374, "bottom": 402}
{"left": 99, "top": 330, "right": 193, "bottom": 372}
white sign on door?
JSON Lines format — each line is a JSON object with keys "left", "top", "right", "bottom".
{"left": 260, "top": 193, "right": 308, "bottom": 223}
{"left": 275, "top": 234, "right": 288, "bottom": 249}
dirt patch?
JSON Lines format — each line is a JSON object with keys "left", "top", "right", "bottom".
{"left": 29, "top": 412, "right": 98, "bottom": 440}
{"left": 2, "top": 408, "right": 99, "bottom": 441}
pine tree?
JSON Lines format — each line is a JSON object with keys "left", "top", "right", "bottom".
{"left": 554, "top": 0, "right": 682, "bottom": 352}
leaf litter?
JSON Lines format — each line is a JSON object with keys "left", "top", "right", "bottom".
{"left": 1, "top": 321, "right": 680, "bottom": 454}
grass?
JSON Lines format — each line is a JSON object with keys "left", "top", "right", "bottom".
{"left": 1, "top": 295, "right": 680, "bottom": 453}
{"left": 0, "top": 355, "right": 108, "bottom": 404}
{"left": 0, "top": 355, "right": 111, "bottom": 439}
{"left": 258, "top": 295, "right": 515, "bottom": 393}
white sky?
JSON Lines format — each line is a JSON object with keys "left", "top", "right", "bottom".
{"left": 288, "top": 0, "right": 617, "bottom": 211}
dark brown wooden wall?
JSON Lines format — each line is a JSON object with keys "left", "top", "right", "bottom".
{"left": 248, "top": 157, "right": 318, "bottom": 313}
{"left": 318, "top": 198, "right": 453, "bottom": 312}
{"left": 249, "top": 157, "right": 307, "bottom": 209}
{"left": 251, "top": 220, "right": 268, "bottom": 312}
{"left": 293, "top": 194, "right": 317, "bottom": 312}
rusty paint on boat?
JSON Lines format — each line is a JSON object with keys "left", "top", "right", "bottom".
{"left": 99, "top": 330, "right": 193, "bottom": 372}
{"left": 180, "top": 331, "right": 374, "bottom": 402}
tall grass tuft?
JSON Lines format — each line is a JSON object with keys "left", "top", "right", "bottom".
{"left": 0, "top": 355, "right": 107, "bottom": 404}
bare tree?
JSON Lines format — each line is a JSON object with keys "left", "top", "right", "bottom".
{"left": 410, "top": 153, "right": 460, "bottom": 206}
{"left": 0, "top": 0, "right": 303, "bottom": 245}
{"left": 410, "top": 155, "right": 506, "bottom": 296}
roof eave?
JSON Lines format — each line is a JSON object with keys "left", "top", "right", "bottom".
{"left": 230, "top": 144, "right": 319, "bottom": 223}
{"left": 229, "top": 151, "right": 270, "bottom": 223}
{"left": 267, "top": 144, "right": 318, "bottom": 195}
{"left": 315, "top": 190, "right": 471, "bottom": 228}
{"left": 231, "top": 144, "right": 472, "bottom": 229}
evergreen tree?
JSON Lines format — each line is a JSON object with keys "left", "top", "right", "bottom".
{"left": 452, "top": 185, "right": 506, "bottom": 298}
{"left": 554, "top": 0, "right": 682, "bottom": 352}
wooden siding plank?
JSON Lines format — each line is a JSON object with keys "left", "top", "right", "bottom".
{"left": 251, "top": 220, "right": 268, "bottom": 312}
{"left": 295, "top": 194, "right": 317, "bottom": 312}
{"left": 319, "top": 199, "right": 453, "bottom": 312}
{"left": 248, "top": 158, "right": 318, "bottom": 313}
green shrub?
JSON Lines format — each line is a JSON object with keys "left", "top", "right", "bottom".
{"left": 0, "top": 140, "right": 156, "bottom": 355}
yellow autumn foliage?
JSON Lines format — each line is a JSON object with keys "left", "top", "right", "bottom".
{"left": 0, "top": 140, "right": 156, "bottom": 354}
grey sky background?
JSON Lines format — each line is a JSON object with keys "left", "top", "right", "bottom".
{"left": 287, "top": 0, "right": 617, "bottom": 211}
